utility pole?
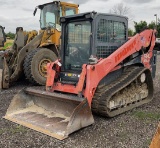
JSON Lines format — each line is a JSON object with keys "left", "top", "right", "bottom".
{"left": 154, "top": 14, "right": 158, "bottom": 30}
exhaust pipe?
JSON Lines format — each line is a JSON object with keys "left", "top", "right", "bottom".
{"left": 4, "top": 87, "right": 94, "bottom": 140}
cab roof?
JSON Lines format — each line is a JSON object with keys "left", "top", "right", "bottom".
{"left": 37, "top": 1, "right": 79, "bottom": 9}
{"left": 60, "top": 11, "right": 128, "bottom": 22}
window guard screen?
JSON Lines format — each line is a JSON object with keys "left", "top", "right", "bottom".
{"left": 96, "top": 19, "right": 126, "bottom": 58}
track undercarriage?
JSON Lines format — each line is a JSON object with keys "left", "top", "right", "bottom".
{"left": 92, "top": 66, "right": 154, "bottom": 117}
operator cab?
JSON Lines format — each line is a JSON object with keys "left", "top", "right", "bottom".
{"left": 59, "top": 12, "right": 128, "bottom": 84}
{"left": 0, "top": 26, "right": 6, "bottom": 47}
{"left": 33, "top": 1, "right": 79, "bottom": 30}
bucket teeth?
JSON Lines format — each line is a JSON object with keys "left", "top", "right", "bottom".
{"left": 4, "top": 88, "right": 94, "bottom": 140}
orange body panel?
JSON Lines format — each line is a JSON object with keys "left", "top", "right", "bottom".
{"left": 150, "top": 123, "right": 160, "bottom": 148}
{"left": 46, "top": 29, "right": 156, "bottom": 106}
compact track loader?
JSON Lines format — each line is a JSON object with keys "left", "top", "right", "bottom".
{"left": 1, "top": 1, "right": 79, "bottom": 89}
{"left": 4, "top": 12, "right": 157, "bottom": 140}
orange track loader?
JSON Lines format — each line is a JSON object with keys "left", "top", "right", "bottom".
{"left": 4, "top": 12, "right": 158, "bottom": 140}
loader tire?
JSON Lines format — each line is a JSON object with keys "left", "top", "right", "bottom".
{"left": 23, "top": 48, "right": 57, "bottom": 85}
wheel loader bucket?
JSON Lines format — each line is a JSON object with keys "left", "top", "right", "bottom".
{"left": 4, "top": 88, "right": 94, "bottom": 140}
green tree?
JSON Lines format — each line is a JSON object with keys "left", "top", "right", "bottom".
{"left": 148, "top": 21, "right": 160, "bottom": 38}
{"left": 134, "top": 21, "right": 147, "bottom": 33}
{"left": 6, "top": 32, "right": 15, "bottom": 39}
{"left": 148, "top": 21, "right": 156, "bottom": 29}
{"left": 156, "top": 25, "right": 160, "bottom": 38}
{"left": 128, "top": 28, "right": 134, "bottom": 36}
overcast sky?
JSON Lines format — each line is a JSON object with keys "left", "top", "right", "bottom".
{"left": 0, "top": 0, "right": 159, "bottom": 32}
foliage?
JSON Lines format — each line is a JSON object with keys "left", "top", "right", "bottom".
{"left": 128, "top": 28, "right": 134, "bottom": 36}
{"left": 134, "top": 20, "right": 160, "bottom": 37}
{"left": 134, "top": 21, "right": 148, "bottom": 33}
{"left": 5, "top": 32, "right": 15, "bottom": 39}
{"left": 0, "top": 39, "right": 13, "bottom": 50}
{"left": 148, "top": 21, "right": 156, "bottom": 29}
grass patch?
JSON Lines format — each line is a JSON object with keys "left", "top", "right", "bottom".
{"left": 132, "top": 111, "right": 160, "bottom": 121}
{"left": 0, "top": 125, "right": 27, "bottom": 135}
{"left": 143, "top": 138, "right": 152, "bottom": 147}
{"left": 3, "top": 42, "right": 13, "bottom": 49}
{"left": 10, "top": 125, "right": 27, "bottom": 134}
{"left": 0, "top": 39, "right": 13, "bottom": 50}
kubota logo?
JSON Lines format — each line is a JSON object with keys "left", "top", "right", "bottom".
{"left": 115, "top": 40, "right": 137, "bottom": 63}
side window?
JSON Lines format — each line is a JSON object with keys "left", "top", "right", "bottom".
{"left": 97, "top": 19, "right": 126, "bottom": 43}
{"left": 114, "top": 22, "right": 126, "bottom": 43}
{"left": 60, "top": 7, "right": 62, "bottom": 17}
{"left": 46, "top": 12, "right": 55, "bottom": 24}
{"left": 96, "top": 19, "right": 126, "bottom": 59}
{"left": 97, "top": 19, "right": 113, "bottom": 42}
{"left": 65, "top": 7, "right": 76, "bottom": 16}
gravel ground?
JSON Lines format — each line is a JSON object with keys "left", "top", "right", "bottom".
{"left": 0, "top": 56, "right": 160, "bottom": 148}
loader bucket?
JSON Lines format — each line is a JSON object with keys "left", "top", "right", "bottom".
{"left": 4, "top": 88, "right": 94, "bottom": 140}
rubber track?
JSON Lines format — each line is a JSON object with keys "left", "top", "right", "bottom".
{"left": 91, "top": 66, "right": 153, "bottom": 117}
{"left": 23, "top": 49, "right": 40, "bottom": 85}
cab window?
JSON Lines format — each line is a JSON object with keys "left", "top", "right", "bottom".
{"left": 65, "top": 7, "right": 76, "bottom": 16}
{"left": 46, "top": 12, "right": 56, "bottom": 24}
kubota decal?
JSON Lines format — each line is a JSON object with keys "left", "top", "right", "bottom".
{"left": 143, "top": 53, "right": 151, "bottom": 63}
{"left": 115, "top": 40, "right": 137, "bottom": 63}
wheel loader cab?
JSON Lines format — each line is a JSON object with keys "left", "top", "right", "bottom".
{"left": 0, "top": 26, "right": 6, "bottom": 47}
{"left": 35, "top": 1, "right": 79, "bottom": 30}
{"left": 59, "top": 12, "right": 128, "bottom": 83}
{"left": 33, "top": 1, "right": 79, "bottom": 53}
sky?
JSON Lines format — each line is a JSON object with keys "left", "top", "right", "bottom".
{"left": 0, "top": 0, "right": 159, "bottom": 33}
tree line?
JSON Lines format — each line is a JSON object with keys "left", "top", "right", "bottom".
{"left": 129, "top": 21, "right": 160, "bottom": 37}
{"left": 6, "top": 21, "right": 159, "bottom": 40}
{"left": 5, "top": 32, "right": 15, "bottom": 39}
{"left": 5, "top": 2, "right": 160, "bottom": 39}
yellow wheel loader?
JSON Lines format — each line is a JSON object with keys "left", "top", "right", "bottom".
{"left": 4, "top": 12, "right": 158, "bottom": 140}
{"left": 1, "top": 1, "right": 79, "bottom": 89}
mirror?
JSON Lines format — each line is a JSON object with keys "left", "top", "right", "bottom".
{"left": 33, "top": 7, "right": 37, "bottom": 16}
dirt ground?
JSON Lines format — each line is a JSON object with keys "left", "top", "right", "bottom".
{"left": 0, "top": 56, "right": 160, "bottom": 148}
